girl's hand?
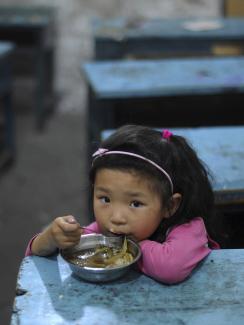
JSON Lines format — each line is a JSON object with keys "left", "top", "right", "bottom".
{"left": 47, "top": 215, "right": 83, "bottom": 249}
{"left": 31, "top": 215, "right": 83, "bottom": 256}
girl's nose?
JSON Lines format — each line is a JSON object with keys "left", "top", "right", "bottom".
{"left": 110, "top": 210, "right": 127, "bottom": 226}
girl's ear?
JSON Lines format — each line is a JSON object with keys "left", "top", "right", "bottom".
{"left": 165, "top": 193, "right": 182, "bottom": 218}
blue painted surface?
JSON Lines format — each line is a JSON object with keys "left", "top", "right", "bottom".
{"left": 93, "top": 17, "right": 244, "bottom": 59}
{"left": 11, "top": 250, "right": 244, "bottom": 324}
{"left": 0, "top": 6, "right": 54, "bottom": 27}
{"left": 83, "top": 57, "right": 244, "bottom": 99}
{"left": 93, "top": 17, "right": 244, "bottom": 40}
{"left": 102, "top": 126, "right": 244, "bottom": 204}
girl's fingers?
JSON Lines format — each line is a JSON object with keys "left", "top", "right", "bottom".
{"left": 59, "top": 241, "right": 80, "bottom": 249}
{"left": 58, "top": 216, "right": 81, "bottom": 232}
{"left": 55, "top": 234, "right": 80, "bottom": 248}
{"left": 63, "top": 215, "right": 77, "bottom": 224}
{"left": 51, "top": 216, "right": 84, "bottom": 248}
{"left": 56, "top": 229, "right": 81, "bottom": 243}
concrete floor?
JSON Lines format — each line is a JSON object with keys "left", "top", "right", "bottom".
{"left": 0, "top": 110, "right": 89, "bottom": 324}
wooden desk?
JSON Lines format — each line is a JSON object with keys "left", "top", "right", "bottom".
{"left": 83, "top": 56, "right": 244, "bottom": 149}
{"left": 102, "top": 126, "right": 244, "bottom": 207}
{"left": 11, "top": 250, "right": 244, "bottom": 324}
{"left": 0, "top": 5, "right": 56, "bottom": 129}
{"left": 93, "top": 17, "right": 244, "bottom": 59}
{"left": 0, "top": 41, "right": 15, "bottom": 168}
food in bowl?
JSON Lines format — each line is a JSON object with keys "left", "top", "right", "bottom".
{"left": 67, "top": 236, "right": 134, "bottom": 268}
{"left": 60, "top": 234, "right": 141, "bottom": 282}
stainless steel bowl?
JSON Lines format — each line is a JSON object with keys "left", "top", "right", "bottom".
{"left": 60, "top": 234, "right": 141, "bottom": 282}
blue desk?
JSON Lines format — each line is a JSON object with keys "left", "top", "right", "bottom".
{"left": 83, "top": 56, "right": 244, "bottom": 150}
{"left": 93, "top": 17, "right": 244, "bottom": 59}
{"left": 0, "top": 41, "right": 15, "bottom": 168}
{"left": 102, "top": 126, "right": 244, "bottom": 207}
{"left": 84, "top": 57, "right": 244, "bottom": 99}
{"left": 0, "top": 6, "right": 56, "bottom": 130}
{"left": 11, "top": 250, "right": 244, "bottom": 324}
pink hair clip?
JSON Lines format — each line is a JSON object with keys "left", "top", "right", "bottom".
{"left": 162, "top": 129, "right": 173, "bottom": 140}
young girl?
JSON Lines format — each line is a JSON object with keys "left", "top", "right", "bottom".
{"left": 26, "top": 124, "right": 220, "bottom": 284}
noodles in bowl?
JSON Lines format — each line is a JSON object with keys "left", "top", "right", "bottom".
{"left": 60, "top": 234, "right": 141, "bottom": 282}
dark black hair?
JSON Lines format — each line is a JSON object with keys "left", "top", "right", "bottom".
{"left": 90, "top": 124, "right": 220, "bottom": 245}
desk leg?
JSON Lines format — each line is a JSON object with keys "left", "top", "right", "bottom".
{"left": 35, "top": 48, "right": 45, "bottom": 130}
{"left": 87, "top": 87, "right": 99, "bottom": 160}
{"left": 45, "top": 47, "right": 55, "bottom": 113}
{"left": 87, "top": 92, "right": 115, "bottom": 159}
{"left": 35, "top": 48, "right": 55, "bottom": 130}
{"left": 3, "top": 91, "right": 15, "bottom": 160}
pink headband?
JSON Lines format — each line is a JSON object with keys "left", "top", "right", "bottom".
{"left": 92, "top": 148, "right": 174, "bottom": 193}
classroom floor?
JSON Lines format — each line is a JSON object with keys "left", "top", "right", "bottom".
{"left": 0, "top": 109, "right": 89, "bottom": 324}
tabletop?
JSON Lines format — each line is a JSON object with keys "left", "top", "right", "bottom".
{"left": 83, "top": 56, "right": 244, "bottom": 99}
{"left": 0, "top": 5, "right": 55, "bottom": 27}
{"left": 11, "top": 249, "right": 244, "bottom": 325}
{"left": 92, "top": 17, "right": 244, "bottom": 59}
{"left": 93, "top": 17, "right": 244, "bottom": 40}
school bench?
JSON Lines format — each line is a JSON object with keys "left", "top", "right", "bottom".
{"left": 11, "top": 250, "right": 244, "bottom": 324}
{"left": 0, "top": 41, "right": 15, "bottom": 169}
{"left": 0, "top": 5, "right": 56, "bottom": 129}
{"left": 82, "top": 56, "right": 244, "bottom": 152}
{"left": 93, "top": 17, "right": 244, "bottom": 59}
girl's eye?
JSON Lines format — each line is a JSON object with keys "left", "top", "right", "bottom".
{"left": 130, "top": 200, "right": 143, "bottom": 208}
{"left": 99, "top": 196, "right": 110, "bottom": 204}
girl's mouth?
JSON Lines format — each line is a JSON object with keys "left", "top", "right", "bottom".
{"left": 103, "top": 227, "right": 127, "bottom": 237}
{"left": 106, "top": 230, "right": 124, "bottom": 237}
{"left": 106, "top": 229, "right": 136, "bottom": 241}
{"left": 104, "top": 230, "right": 137, "bottom": 242}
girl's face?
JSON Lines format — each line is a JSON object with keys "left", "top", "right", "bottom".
{"left": 93, "top": 168, "right": 170, "bottom": 242}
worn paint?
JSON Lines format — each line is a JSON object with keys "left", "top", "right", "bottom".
{"left": 94, "top": 17, "right": 244, "bottom": 40}
{"left": 11, "top": 250, "right": 244, "bottom": 324}
{"left": 93, "top": 17, "right": 244, "bottom": 60}
{"left": 83, "top": 57, "right": 244, "bottom": 99}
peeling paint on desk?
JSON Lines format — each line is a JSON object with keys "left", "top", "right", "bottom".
{"left": 11, "top": 251, "right": 244, "bottom": 324}
{"left": 93, "top": 17, "right": 244, "bottom": 61}
{"left": 83, "top": 57, "right": 244, "bottom": 99}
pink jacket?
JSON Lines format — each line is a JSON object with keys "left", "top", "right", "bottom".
{"left": 25, "top": 217, "right": 219, "bottom": 284}
{"left": 83, "top": 217, "right": 219, "bottom": 284}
